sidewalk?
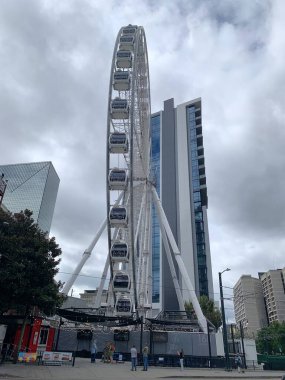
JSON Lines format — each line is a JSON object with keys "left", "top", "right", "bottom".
{"left": 0, "top": 358, "right": 284, "bottom": 380}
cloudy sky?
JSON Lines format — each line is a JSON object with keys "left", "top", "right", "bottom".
{"left": 1, "top": 0, "right": 285, "bottom": 319}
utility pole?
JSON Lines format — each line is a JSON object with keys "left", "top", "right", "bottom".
{"left": 207, "top": 321, "right": 212, "bottom": 368}
{"left": 219, "top": 269, "right": 231, "bottom": 371}
{"left": 0, "top": 173, "right": 8, "bottom": 206}
{"left": 230, "top": 324, "right": 236, "bottom": 354}
{"left": 239, "top": 321, "right": 247, "bottom": 369}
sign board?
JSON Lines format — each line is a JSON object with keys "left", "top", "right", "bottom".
{"left": 42, "top": 351, "right": 72, "bottom": 363}
{"left": 18, "top": 352, "right": 37, "bottom": 363}
{"left": 77, "top": 330, "right": 93, "bottom": 340}
{"left": 152, "top": 331, "right": 168, "bottom": 343}
{"left": 114, "top": 330, "right": 130, "bottom": 341}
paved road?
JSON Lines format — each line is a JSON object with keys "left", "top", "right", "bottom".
{"left": 0, "top": 358, "right": 284, "bottom": 380}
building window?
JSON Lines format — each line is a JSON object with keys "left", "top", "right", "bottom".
{"left": 195, "top": 212, "right": 203, "bottom": 221}
{"left": 193, "top": 179, "right": 200, "bottom": 190}
{"left": 39, "top": 328, "right": 49, "bottom": 345}
{"left": 193, "top": 192, "right": 201, "bottom": 202}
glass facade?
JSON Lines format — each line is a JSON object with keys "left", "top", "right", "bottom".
{"left": 186, "top": 106, "right": 209, "bottom": 296}
{"left": 0, "top": 162, "right": 59, "bottom": 233}
{"left": 151, "top": 114, "right": 161, "bottom": 303}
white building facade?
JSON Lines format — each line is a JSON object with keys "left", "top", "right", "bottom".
{"left": 234, "top": 269, "right": 285, "bottom": 336}
{"left": 233, "top": 275, "right": 268, "bottom": 337}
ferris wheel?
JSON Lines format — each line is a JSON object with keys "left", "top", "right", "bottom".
{"left": 62, "top": 25, "right": 208, "bottom": 333}
{"left": 106, "top": 25, "right": 151, "bottom": 317}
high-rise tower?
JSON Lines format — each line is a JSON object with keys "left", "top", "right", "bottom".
{"left": 151, "top": 98, "right": 213, "bottom": 311}
{"left": 0, "top": 161, "right": 59, "bottom": 233}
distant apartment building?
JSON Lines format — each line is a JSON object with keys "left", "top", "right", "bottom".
{"left": 233, "top": 275, "right": 268, "bottom": 336}
{"left": 0, "top": 162, "right": 59, "bottom": 233}
{"left": 259, "top": 269, "right": 285, "bottom": 324}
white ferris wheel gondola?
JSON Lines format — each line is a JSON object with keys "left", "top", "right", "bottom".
{"left": 108, "top": 168, "right": 128, "bottom": 190}
{"left": 113, "top": 71, "right": 131, "bottom": 91}
{"left": 109, "top": 132, "right": 128, "bottom": 154}
{"left": 110, "top": 98, "right": 129, "bottom": 119}
{"left": 119, "top": 35, "right": 135, "bottom": 51}
{"left": 110, "top": 240, "right": 129, "bottom": 262}
{"left": 115, "top": 295, "right": 132, "bottom": 316}
{"left": 109, "top": 206, "right": 128, "bottom": 228}
{"left": 122, "top": 24, "right": 138, "bottom": 35}
{"left": 116, "top": 50, "right": 132, "bottom": 69}
{"left": 113, "top": 271, "right": 131, "bottom": 293}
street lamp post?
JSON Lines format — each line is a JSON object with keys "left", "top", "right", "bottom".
{"left": 219, "top": 268, "right": 231, "bottom": 371}
{"left": 207, "top": 321, "right": 212, "bottom": 368}
{"left": 230, "top": 324, "right": 236, "bottom": 354}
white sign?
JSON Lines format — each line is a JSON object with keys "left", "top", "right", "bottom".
{"left": 42, "top": 351, "right": 72, "bottom": 363}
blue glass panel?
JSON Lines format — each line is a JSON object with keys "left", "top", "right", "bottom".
{"left": 193, "top": 192, "right": 201, "bottom": 202}
{"left": 151, "top": 114, "right": 161, "bottom": 303}
{"left": 192, "top": 179, "right": 200, "bottom": 190}
{"left": 192, "top": 168, "right": 199, "bottom": 179}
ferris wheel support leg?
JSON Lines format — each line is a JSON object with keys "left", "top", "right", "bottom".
{"left": 94, "top": 253, "right": 110, "bottom": 309}
{"left": 161, "top": 224, "right": 185, "bottom": 310}
{"left": 151, "top": 191, "right": 184, "bottom": 311}
{"left": 61, "top": 219, "right": 107, "bottom": 295}
{"left": 138, "top": 186, "right": 150, "bottom": 308}
{"left": 143, "top": 188, "right": 151, "bottom": 253}
{"left": 151, "top": 186, "right": 207, "bottom": 333}
{"left": 142, "top": 188, "right": 152, "bottom": 311}
{"left": 62, "top": 192, "right": 124, "bottom": 295}
{"left": 134, "top": 186, "right": 146, "bottom": 250}
{"left": 136, "top": 187, "right": 147, "bottom": 300}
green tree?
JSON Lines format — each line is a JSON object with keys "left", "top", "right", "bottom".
{"left": 256, "top": 321, "right": 285, "bottom": 354}
{"left": 0, "top": 209, "right": 65, "bottom": 357}
{"left": 185, "top": 295, "right": 222, "bottom": 330}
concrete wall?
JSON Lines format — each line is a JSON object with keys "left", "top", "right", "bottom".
{"left": 161, "top": 98, "right": 179, "bottom": 311}
{"left": 244, "top": 338, "right": 258, "bottom": 362}
{"left": 176, "top": 101, "right": 196, "bottom": 298}
{"left": 215, "top": 332, "right": 224, "bottom": 356}
{"left": 215, "top": 331, "right": 257, "bottom": 363}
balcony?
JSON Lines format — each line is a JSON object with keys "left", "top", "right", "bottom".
{"left": 198, "top": 156, "right": 205, "bottom": 166}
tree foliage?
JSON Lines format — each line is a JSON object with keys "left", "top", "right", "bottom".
{"left": 256, "top": 321, "right": 285, "bottom": 354}
{"left": 185, "top": 295, "right": 222, "bottom": 330}
{"left": 0, "top": 208, "right": 65, "bottom": 316}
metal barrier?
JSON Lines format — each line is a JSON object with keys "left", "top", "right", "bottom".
{"left": 96, "top": 353, "right": 231, "bottom": 369}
